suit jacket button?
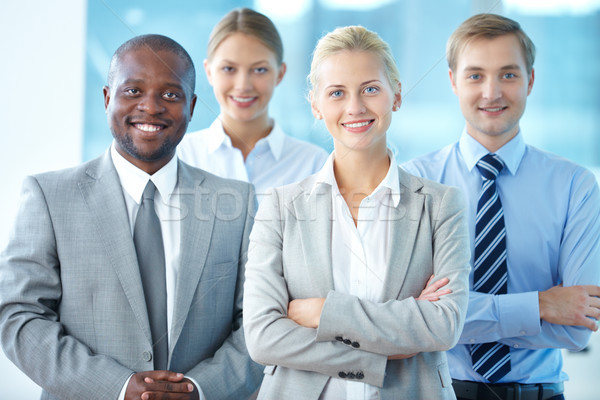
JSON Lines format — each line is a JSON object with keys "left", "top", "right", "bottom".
{"left": 356, "top": 372, "right": 365, "bottom": 379}
{"left": 142, "top": 351, "right": 152, "bottom": 362}
{"left": 335, "top": 336, "right": 344, "bottom": 342}
{"left": 347, "top": 372, "right": 356, "bottom": 379}
{"left": 351, "top": 341, "right": 360, "bottom": 348}
{"left": 343, "top": 339, "right": 352, "bottom": 345}
{"left": 338, "top": 372, "right": 347, "bottom": 379}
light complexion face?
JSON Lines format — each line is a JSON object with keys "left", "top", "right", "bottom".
{"left": 204, "top": 32, "right": 285, "bottom": 126}
{"left": 311, "top": 50, "right": 401, "bottom": 154}
{"left": 449, "top": 34, "right": 534, "bottom": 151}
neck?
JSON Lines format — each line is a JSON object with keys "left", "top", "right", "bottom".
{"left": 467, "top": 128, "right": 519, "bottom": 153}
{"left": 333, "top": 145, "right": 390, "bottom": 195}
{"left": 221, "top": 113, "right": 273, "bottom": 159}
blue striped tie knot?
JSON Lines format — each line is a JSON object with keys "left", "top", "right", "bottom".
{"left": 477, "top": 153, "right": 504, "bottom": 180}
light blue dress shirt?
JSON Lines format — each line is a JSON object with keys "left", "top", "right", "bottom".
{"left": 402, "top": 131, "right": 600, "bottom": 384}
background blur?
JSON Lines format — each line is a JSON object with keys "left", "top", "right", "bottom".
{"left": 1, "top": 0, "right": 599, "bottom": 398}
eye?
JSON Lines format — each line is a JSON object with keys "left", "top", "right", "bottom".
{"left": 125, "top": 88, "right": 140, "bottom": 95}
{"left": 330, "top": 90, "right": 343, "bottom": 98}
{"left": 222, "top": 66, "right": 234, "bottom": 73}
{"left": 363, "top": 86, "right": 379, "bottom": 94}
{"left": 503, "top": 72, "right": 516, "bottom": 79}
{"left": 163, "top": 92, "right": 179, "bottom": 101}
{"left": 467, "top": 74, "right": 481, "bottom": 80}
{"left": 254, "top": 67, "right": 268, "bottom": 74}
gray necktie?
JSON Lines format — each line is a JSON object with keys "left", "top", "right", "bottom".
{"left": 134, "top": 181, "right": 168, "bottom": 370}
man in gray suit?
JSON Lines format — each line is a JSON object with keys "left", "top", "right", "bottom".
{"left": 0, "top": 34, "right": 261, "bottom": 399}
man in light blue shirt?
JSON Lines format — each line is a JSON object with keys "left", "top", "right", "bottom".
{"left": 402, "top": 14, "right": 600, "bottom": 400}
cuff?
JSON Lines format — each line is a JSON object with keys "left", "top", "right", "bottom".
{"left": 499, "top": 291, "right": 541, "bottom": 337}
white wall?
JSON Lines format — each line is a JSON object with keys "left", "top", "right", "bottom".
{"left": 0, "top": 1, "right": 87, "bottom": 397}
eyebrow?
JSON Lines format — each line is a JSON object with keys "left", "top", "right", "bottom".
{"left": 219, "top": 59, "right": 271, "bottom": 67}
{"left": 120, "top": 78, "right": 185, "bottom": 91}
{"left": 324, "top": 79, "right": 382, "bottom": 90}
{"left": 462, "top": 64, "right": 522, "bottom": 72}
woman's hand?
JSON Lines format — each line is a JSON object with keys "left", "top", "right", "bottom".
{"left": 287, "top": 298, "right": 326, "bottom": 328}
{"left": 416, "top": 275, "right": 451, "bottom": 301}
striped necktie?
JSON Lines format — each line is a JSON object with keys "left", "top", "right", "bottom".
{"left": 470, "top": 153, "right": 511, "bottom": 383}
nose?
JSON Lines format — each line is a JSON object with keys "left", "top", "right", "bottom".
{"left": 347, "top": 94, "right": 366, "bottom": 115}
{"left": 482, "top": 78, "right": 502, "bottom": 101}
{"left": 137, "top": 94, "right": 166, "bottom": 114}
{"left": 234, "top": 71, "right": 253, "bottom": 92}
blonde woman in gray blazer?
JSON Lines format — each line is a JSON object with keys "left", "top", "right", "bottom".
{"left": 244, "top": 26, "right": 471, "bottom": 400}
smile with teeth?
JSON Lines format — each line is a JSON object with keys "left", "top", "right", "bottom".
{"left": 480, "top": 106, "right": 507, "bottom": 112}
{"left": 342, "top": 120, "right": 373, "bottom": 128}
{"left": 134, "top": 123, "right": 163, "bottom": 132}
{"left": 231, "top": 96, "right": 256, "bottom": 103}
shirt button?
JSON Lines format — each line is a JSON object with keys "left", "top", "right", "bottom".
{"left": 520, "top": 330, "right": 526, "bottom": 335}
{"left": 142, "top": 351, "right": 152, "bottom": 362}
{"left": 469, "top": 339, "right": 475, "bottom": 343}
{"left": 514, "top": 344, "right": 520, "bottom": 348}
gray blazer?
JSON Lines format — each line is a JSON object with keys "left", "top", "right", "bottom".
{"left": 243, "top": 167, "right": 471, "bottom": 400}
{"left": 0, "top": 150, "right": 262, "bottom": 399}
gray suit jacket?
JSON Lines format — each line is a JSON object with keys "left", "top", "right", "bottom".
{"left": 0, "top": 150, "right": 262, "bottom": 399}
{"left": 243, "top": 167, "right": 470, "bottom": 400}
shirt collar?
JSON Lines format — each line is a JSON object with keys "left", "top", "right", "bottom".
{"left": 110, "top": 142, "right": 178, "bottom": 204}
{"left": 458, "top": 129, "right": 526, "bottom": 176}
{"left": 206, "top": 116, "right": 285, "bottom": 161}
{"left": 312, "top": 149, "right": 401, "bottom": 207}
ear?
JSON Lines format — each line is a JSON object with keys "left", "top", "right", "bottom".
{"left": 203, "top": 59, "right": 213, "bottom": 86}
{"left": 449, "top": 68, "right": 458, "bottom": 95}
{"left": 189, "top": 94, "right": 197, "bottom": 120}
{"left": 276, "top": 62, "right": 287, "bottom": 86}
{"left": 526, "top": 67, "right": 535, "bottom": 96}
{"left": 310, "top": 91, "right": 322, "bottom": 120}
{"left": 103, "top": 86, "right": 111, "bottom": 111}
{"left": 392, "top": 82, "right": 402, "bottom": 111}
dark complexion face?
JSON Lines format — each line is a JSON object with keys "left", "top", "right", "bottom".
{"left": 103, "top": 47, "right": 197, "bottom": 174}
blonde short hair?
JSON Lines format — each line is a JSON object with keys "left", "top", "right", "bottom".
{"left": 308, "top": 25, "right": 400, "bottom": 91}
{"left": 207, "top": 8, "right": 283, "bottom": 65}
{"left": 447, "top": 13, "right": 536, "bottom": 74}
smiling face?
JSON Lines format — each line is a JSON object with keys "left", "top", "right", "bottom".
{"left": 204, "top": 32, "right": 285, "bottom": 128}
{"left": 450, "top": 34, "right": 534, "bottom": 151}
{"left": 311, "top": 50, "right": 401, "bottom": 154}
{"left": 103, "top": 47, "right": 196, "bottom": 174}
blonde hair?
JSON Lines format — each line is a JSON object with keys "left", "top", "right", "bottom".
{"left": 308, "top": 25, "right": 400, "bottom": 91}
{"left": 207, "top": 8, "right": 283, "bottom": 65}
{"left": 447, "top": 13, "right": 536, "bottom": 74}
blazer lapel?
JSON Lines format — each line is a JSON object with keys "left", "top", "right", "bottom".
{"left": 294, "top": 183, "right": 334, "bottom": 297}
{"left": 380, "top": 167, "right": 424, "bottom": 301}
{"left": 169, "top": 162, "right": 213, "bottom": 350}
{"left": 78, "top": 151, "right": 152, "bottom": 344}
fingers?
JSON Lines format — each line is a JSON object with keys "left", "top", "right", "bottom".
{"left": 144, "top": 370, "right": 185, "bottom": 383}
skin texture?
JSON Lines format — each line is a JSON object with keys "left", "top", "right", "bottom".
{"left": 104, "top": 47, "right": 198, "bottom": 399}
{"left": 449, "top": 34, "right": 534, "bottom": 153}
{"left": 204, "top": 32, "right": 286, "bottom": 157}
{"left": 103, "top": 47, "right": 197, "bottom": 175}
{"left": 538, "top": 285, "right": 600, "bottom": 331}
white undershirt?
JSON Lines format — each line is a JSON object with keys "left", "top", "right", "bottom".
{"left": 314, "top": 150, "right": 400, "bottom": 400}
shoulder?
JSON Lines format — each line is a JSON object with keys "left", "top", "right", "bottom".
{"left": 398, "top": 166, "right": 465, "bottom": 212}
{"left": 401, "top": 143, "right": 457, "bottom": 178}
{"left": 523, "top": 145, "right": 598, "bottom": 189}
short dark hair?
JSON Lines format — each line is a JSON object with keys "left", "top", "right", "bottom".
{"left": 107, "top": 34, "right": 196, "bottom": 95}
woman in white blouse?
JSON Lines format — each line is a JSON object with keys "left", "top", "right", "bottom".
{"left": 178, "top": 8, "right": 327, "bottom": 199}
{"left": 243, "top": 26, "right": 471, "bottom": 400}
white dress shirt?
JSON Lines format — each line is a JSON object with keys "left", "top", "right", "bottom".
{"left": 314, "top": 151, "right": 400, "bottom": 400}
{"left": 177, "top": 117, "right": 328, "bottom": 201}
{"left": 110, "top": 145, "right": 205, "bottom": 400}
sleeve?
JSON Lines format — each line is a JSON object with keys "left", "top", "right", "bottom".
{"left": 184, "top": 184, "right": 263, "bottom": 398}
{"left": 0, "top": 176, "right": 132, "bottom": 399}
{"left": 315, "top": 186, "right": 472, "bottom": 356}
{"left": 243, "top": 188, "right": 388, "bottom": 388}
{"left": 498, "top": 169, "right": 600, "bottom": 351}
